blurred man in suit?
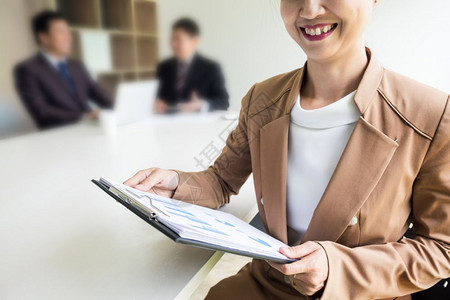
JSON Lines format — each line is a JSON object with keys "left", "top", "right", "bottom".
{"left": 154, "top": 18, "right": 229, "bottom": 113}
{"left": 14, "top": 10, "right": 113, "bottom": 129}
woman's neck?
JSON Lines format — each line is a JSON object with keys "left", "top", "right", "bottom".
{"left": 301, "top": 44, "right": 369, "bottom": 108}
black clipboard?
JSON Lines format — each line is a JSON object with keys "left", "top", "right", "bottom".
{"left": 92, "top": 179, "right": 296, "bottom": 264}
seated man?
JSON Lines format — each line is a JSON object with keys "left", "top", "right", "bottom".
{"left": 154, "top": 18, "right": 229, "bottom": 113}
{"left": 14, "top": 10, "right": 113, "bottom": 129}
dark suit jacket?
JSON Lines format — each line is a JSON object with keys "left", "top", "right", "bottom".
{"left": 156, "top": 53, "right": 229, "bottom": 111}
{"left": 14, "top": 54, "right": 113, "bottom": 129}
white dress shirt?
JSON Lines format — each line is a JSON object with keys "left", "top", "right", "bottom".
{"left": 41, "top": 50, "right": 66, "bottom": 69}
{"left": 286, "top": 90, "right": 360, "bottom": 244}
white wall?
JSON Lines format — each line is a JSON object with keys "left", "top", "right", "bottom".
{"left": 0, "top": 0, "right": 43, "bottom": 138}
{"left": 157, "top": 0, "right": 450, "bottom": 111}
{"left": 365, "top": 0, "right": 450, "bottom": 93}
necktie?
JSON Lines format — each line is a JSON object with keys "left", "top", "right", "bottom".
{"left": 57, "top": 61, "right": 76, "bottom": 94}
{"left": 176, "top": 61, "right": 188, "bottom": 97}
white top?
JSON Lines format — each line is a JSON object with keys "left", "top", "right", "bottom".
{"left": 286, "top": 90, "right": 360, "bottom": 244}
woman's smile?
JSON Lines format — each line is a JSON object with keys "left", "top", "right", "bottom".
{"left": 299, "top": 23, "right": 338, "bottom": 41}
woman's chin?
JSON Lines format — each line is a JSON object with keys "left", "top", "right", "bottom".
{"left": 300, "top": 45, "right": 337, "bottom": 62}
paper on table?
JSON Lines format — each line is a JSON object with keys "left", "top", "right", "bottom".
{"left": 106, "top": 178, "right": 290, "bottom": 261}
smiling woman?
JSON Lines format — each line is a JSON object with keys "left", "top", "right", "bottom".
{"left": 124, "top": 0, "right": 450, "bottom": 299}
{"left": 281, "top": 0, "right": 373, "bottom": 65}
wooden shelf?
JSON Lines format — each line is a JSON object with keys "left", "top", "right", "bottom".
{"left": 57, "top": 0, "right": 100, "bottom": 28}
{"left": 110, "top": 34, "right": 135, "bottom": 70}
{"left": 70, "top": 26, "right": 157, "bottom": 37}
{"left": 138, "top": 70, "right": 156, "bottom": 80}
{"left": 97, "top": 74, "right": 121, "bottom": 96}
{"left": 134, "top": 0, "right": 157, "bottom": 34}
{"left": 69, "top": 30, "right": 82, "bottom": 60}
{"left": 100, "top": 0, "right": 132, "bottom": 31}
{"left": 136, "top": 36, "right": 157, "bottom": 69}
{"left": 123, "top": 72, "right": 137, "bottom": 82}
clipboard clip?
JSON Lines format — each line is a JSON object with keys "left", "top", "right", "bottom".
{"left": 125, "top": 189, "right": 170, "bottom": 219}
{"left": 99, "top": 178, "right": 170, "bottom": 220}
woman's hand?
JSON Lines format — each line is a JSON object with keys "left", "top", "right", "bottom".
{"left": 268, "top": 241, "right": 329, "bottom": 296}
{"left": 123, "top": 168, "right": 179, "bottom": 198}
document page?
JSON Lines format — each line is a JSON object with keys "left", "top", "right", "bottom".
{"left": 102, "top": 178, "right": 292, "bottom": 261}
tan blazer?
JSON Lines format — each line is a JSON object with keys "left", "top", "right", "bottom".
{"left": 173, "top": 47, "right": 450, "bottom": 299}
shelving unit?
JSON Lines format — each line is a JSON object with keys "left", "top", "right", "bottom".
{"left": 57, "top": 0, "right": 101, "bottom": 28}
{"left": 123, "top": 72, "right": 137, "bottom": 82}
{"left": 111, "top": 34, "right": 135, "bottom": 70}
{"left": 49, "top": 0, "right": 158, "bottom": 96}
{"left": 100, "top": 0, "right": 132, "bottom": 31}
{"left": 69, "top": 31, "right": 82, "bottom": 60}
{"left": 134, "top": 0, "right": 157, "bottom": 34}
{"left": 136, "top": 36, "right": 157, "bottom": 69}
{"left": 97, "top": 74, "right": 121, "bottom": 97}
{"left": 138, "top": 70, "right": 156, "bottom": 80}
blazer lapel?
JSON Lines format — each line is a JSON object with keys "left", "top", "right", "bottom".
{"left": 169, "top": 58, "right": 178, "bottom": 97}
{"left": 37, "top": 55, "right": 80, "bottom": 106}
{"left": 67, "top": 61, "right": 88, "bottom": 109}
{"left": 259, "top": 47, "right": 399, "bottom": 244}
{"left": 259, "top": 66, "right": 305, "bottom": 244}
{"left": 182, "top": 54, "right": 199, "bottom": 96}
{"left": 260, "top": 115, "right": 290, "bottom": 243}
{"left": 301, "top": 47, "right": 396, "bottom": 243}
{"left": 301, "top": 116, "right": 399, "bottom": 242}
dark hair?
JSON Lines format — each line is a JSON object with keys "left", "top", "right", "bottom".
{"left": 172, "top": 17, "right": 200, "bottom": 37}
{"left": 31, "top": 10, "right": 67, "bottom": 44}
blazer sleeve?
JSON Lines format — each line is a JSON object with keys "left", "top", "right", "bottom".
{"left": 309, "top": 95, "right": 450, "bottom": 299}
{"left": 80, "top": 63, "right": 114, "bottom": 109}
{"left": 205, "top": 63, "right": 230, "bottom": 111}
{"left": 171, "top": 84, "right": 255, "bottom": 208}
{"left": 14, "top": 64, "right": 81, "bottom": 128}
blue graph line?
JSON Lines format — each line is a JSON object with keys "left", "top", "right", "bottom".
{"left": 169, "top": 211, "right": 210, "bottom": 226}
{"left": 164, "top": 206, "right": 195, "bottom": 216}
{"left": 151, "top": 197, "right": 178, "bottom": 207}
{"left": 248, "top": 236, "right": 271, "bottom": 247}
{"left": 215, "top": 218, "right": 235, "bottom": 227}
{"left": 191, "top": 225, "right": 228, "bottom": 236}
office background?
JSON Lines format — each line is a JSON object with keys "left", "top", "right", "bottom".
{"left": 0, "top": 0, "right": 449, "bottom": 138}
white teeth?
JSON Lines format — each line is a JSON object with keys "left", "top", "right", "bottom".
{"left": 303, "top": 24, "right": 335, "bottom": 36}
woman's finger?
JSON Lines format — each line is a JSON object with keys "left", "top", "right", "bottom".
{"left": 268, "top": 258, "right": 309, "bottom": 276}
{"left": 123, "top": 168, "right": 154, "bottom": 187}
{"left": 279, "top": 241, "right": 320, "bottom": 259}
{"left": 134, "top": 169, "right": 164, "bottom": 192}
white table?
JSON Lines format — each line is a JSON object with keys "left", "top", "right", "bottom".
{"left": 0, "top": 113, "right": 258, "bottom": 300}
